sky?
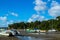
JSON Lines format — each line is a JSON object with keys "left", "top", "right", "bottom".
{"left": 0, "top": 0, "right": 60, "bottom": 27}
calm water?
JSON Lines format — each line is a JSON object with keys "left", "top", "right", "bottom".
{"left": 16, "top": 36, "right": 54, "bottom": 40}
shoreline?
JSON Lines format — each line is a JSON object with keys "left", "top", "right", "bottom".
{"left": 0, "top": 30, "right": 60, "bottom": 40}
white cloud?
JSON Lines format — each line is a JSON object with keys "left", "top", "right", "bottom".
{"left": 49, "top": 6, "right": 60, "bottom": 17}
{"left": 28, "top": 0, "right": 47, "bottom": 22}
{"left": 0, "top": 12, "right": 19, "bottom": 27}
{"left": 27, "top": 18, "right": 33, "bottom": 22}
{"left": 28, "top": 14, "right": 45, "bottom": 22}
{"left": 28, "top": 0, "right": 60, "bottom": 22}
{"left": 0, "top": 16, "right": 7, "bottom": 21}
{"left": 34, "top": 0, "right": 47, "bottom": 12}
{"left": 11, "top": 12, "right": 18, "bottom": 17}
{"left": 31, "top": 14, "right": 39, "bottom": 18}
{"left": 7, "top": 20, "right": 14, "bottom": 24}
{"left": 38, "top": 16, "right": 45, "bottom": 21}
{"left": 48, "top": 1, "right": 60, "bottom": 17}
{"left": 0, "top": 23, "right": 6, "bottom": 27}
{"left": 51, "top": 1, "right": 60, "bottom": 7}
{"left": 28, "top": 14, "right": 39, "bottom": 22}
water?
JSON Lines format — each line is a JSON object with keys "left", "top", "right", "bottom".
{"left": 15, "top": 32, "right": 60, "bottom": 40}
{"left": 16, "top": 36, "right": 54, "bottom": 40}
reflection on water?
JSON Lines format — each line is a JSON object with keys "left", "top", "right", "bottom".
{"left": 17, "top": 36, "right": 32, "bottom": 40}
{"left": 16, "top": 36, "right": 54, "bottom": 40}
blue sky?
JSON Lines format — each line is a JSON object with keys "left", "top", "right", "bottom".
{"left": 0, "top": 0, "right": 60, "bottom": 27}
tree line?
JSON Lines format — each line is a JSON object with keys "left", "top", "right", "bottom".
{"left": 8, "top": 16, "right": 60, "bottom": 31}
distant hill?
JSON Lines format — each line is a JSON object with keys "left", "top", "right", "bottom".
{"left": 0, "top": 27, "right": 8, "bottom": 29}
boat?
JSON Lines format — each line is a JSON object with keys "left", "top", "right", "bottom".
{"left": 0, "top": 29, "right": 20, "bottom": 36}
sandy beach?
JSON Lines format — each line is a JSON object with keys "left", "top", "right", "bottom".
{"left": 0, "top": 30, "right": 60, "bottom": 40}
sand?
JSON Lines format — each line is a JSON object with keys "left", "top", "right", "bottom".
{"left": 0, "top": 36, "right": 19, "bottom": 40}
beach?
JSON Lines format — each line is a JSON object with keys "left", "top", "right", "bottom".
{"left": 18, "top": 30, "right": 60, "bottom": 40}
{"left": 0, "top": 30, "right": 60, "bottom": 40}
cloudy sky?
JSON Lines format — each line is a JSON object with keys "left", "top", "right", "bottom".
{"left": 0, "top": 0, "right": 60, "bottom": 27}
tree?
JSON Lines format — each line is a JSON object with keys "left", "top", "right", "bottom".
{"left": 8, "top": 16, "right": 60, "bottom": 31}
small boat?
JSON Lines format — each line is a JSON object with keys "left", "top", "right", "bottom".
{"left": 0, "top": 29, "right": 20, "bottom": 36}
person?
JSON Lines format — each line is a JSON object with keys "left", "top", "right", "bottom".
{"left": 39, "top": 31, "right": 40, "bottom": 34}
